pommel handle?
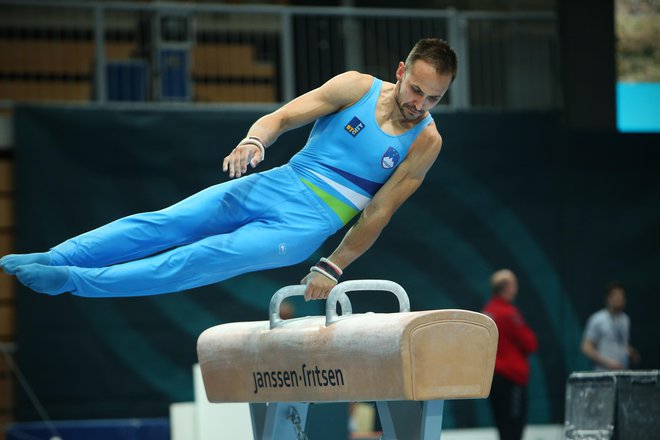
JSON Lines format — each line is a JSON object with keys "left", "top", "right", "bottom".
{"left": 325, "top": 280, "right": 410, "bottom": 326}
{"left": 269, "top": 285, "right": 353, "bottom": 329}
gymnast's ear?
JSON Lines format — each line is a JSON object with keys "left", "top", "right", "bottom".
{"left": 395, "top": 62, "right": 406, "bottom": 81}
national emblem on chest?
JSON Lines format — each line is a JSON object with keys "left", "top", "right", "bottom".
{"left": 381, "top": 146, "right": 401, "bottom": 169}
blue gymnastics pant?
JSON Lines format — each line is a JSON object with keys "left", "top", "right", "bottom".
{"left": 50, "top": 165, "right": 336, "bottom": 297}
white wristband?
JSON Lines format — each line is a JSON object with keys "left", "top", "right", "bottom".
{"left": 238, "top": 137, "right": 266, "bottom": 161}
{"left": 310, "top": 266, "right": 338, "bottom": 283}
{"left": 320, "top": 257, "right": 343, "bottom": 276}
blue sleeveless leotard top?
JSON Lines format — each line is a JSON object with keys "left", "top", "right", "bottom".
{"left": 288, "top": 77, "right": 434, "bottom": 229}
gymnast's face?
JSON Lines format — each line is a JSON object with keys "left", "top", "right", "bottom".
{"left": 395, "top": 60, "right": 452, "bottom": 121}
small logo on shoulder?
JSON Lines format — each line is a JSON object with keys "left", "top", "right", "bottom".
{"left": 345, "top": 116, "right": 365, "bottom": 137}
{"left": 381, "top": 147, "right": 400, "bottom": 169}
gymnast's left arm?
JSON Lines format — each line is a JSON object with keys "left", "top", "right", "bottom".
{"left": 302, "top": 127, "right": 442, "bottom": 300}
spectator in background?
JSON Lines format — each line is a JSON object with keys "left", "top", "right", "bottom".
{"left": 581, "top": 282, "right": 640, "bottom": 370}
{"left": 483, "top": 269, "right": 538, "bottom": 440}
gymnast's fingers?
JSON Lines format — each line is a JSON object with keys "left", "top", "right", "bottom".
{"left": 224, "top": 147, "right": 246, "bottom": 178}
{"left": 250, "top": 149, "right": 263, "bottom": 168}
{"left": 234, "top": 148, "right": 247, "bottom": 177}
{"left": 303, "top": 274, "right": 321, "bottom": 301}
{"left": 223, "top": 154, "right": 238, "bottom": 176}
{"left": 304, "top": 284, "right": 314, "bottom": 301}
{"left": 226, "top": 145, "right": 259, "bottom": 178}
{"left": 317, "top": 288, "right": 330, "bottom": 300}
{"left": 228, "top": 151, "right": 238, "bottom": 178}
{"left": 304, "top": 274, "right": 336, "bottom": 301}
{"left": 224, "top": 153, "right": 235, "bottom": 178}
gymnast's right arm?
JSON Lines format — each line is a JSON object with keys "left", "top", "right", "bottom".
{"left": 302, "top": 127, "right": 443, "bottom": 301}
{"left": 222, "top": 71, "right": 372, "bottom": 178}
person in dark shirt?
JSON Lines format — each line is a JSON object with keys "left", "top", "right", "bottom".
{"left": 483, "top": 269, "right": 538, "bottom": 440}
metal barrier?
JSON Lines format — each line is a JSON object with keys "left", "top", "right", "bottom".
{"left": 0, "top": 0, "right": 559, "bottom": 110}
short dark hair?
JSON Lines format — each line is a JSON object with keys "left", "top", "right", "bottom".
{"left": 405, "top": 38, "right": 458, "bottom": 82}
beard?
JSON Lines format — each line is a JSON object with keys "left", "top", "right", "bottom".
{"left": 394, "top": 83, "right": 423, "bottom": 121}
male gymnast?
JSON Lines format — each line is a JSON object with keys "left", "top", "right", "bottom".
{"left": 1, "top": 38, "right": 457, "bottom": 301}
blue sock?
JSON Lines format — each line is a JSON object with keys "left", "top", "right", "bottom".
{"left": 0, "top": 252, "right": 51, "bottom": 275}
{"left": 15, "top": 264, "right": 73, "bottom": 295}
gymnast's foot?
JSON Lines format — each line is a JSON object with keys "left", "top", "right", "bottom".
{"left": 15, "top": 264, "right": 72, "bottom": 295}
{"left": 0, "top": 252, "right": 51, "bottom": 274}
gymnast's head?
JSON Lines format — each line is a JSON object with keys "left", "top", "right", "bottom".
{"left": 404, "top": 38, "right": 458, "bottom": 83}
{"left": 394, "top": 38, "right": 458, "bottom": 119}
{"left": 491, "top": 269, "right": 518, "bottom": 302}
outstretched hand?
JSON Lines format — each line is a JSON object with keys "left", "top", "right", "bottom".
{"left": 222, "top": 143, "right": 263, "bottom": 178}
{"left": 301, "top": 271, "right": 337, "bottom": 301}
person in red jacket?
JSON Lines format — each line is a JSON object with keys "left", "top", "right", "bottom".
{"left": 483, "top": 269, "right": 538, "bottom": 440}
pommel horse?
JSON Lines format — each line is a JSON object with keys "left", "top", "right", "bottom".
{"left": 197, "top": 280, "right": 498, "bottom": 439}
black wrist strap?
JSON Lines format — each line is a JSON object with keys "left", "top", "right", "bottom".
{"left": 315, "top": 259, "right": 342, "bottom": 282}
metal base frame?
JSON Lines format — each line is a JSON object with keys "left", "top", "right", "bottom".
{"left": 252, "top": 399, "right": 445, "bottom": 440}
